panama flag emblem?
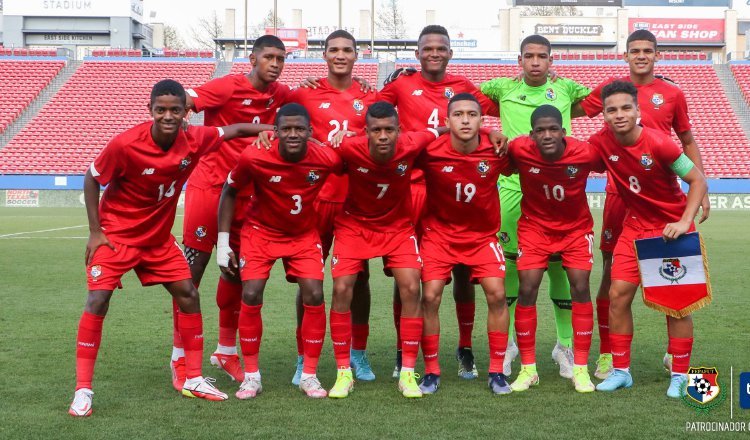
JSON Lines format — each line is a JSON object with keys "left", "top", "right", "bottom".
{"left": 687, "top": 367, "right": 720, "bottom": 404}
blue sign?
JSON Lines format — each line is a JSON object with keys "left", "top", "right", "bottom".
{"left": 515, "top": 0, "right": 621, "bottom": 5}
{"left": 624, "top": 0, "right": 730, "bottom": 6}
{"left": 741, "top": 372, "right": 750, "bottom": 409}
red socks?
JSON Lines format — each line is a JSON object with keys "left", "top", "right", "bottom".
{"left": 596, "top": 298, "right": 610, "bottom": 354}
{"left": 216, "top": 277, "right": 242, "bottom": 348}
{"left": 301, "top": 304, "right": 326, "bottom": 375}
{"left": 330, "top": 310, "right": 352, "bottom": 369}
{"left": 610, "top": 333, "right": 633, "bottom": 370}
{"left": 400, "top": 317, "right": 423, "bottom": 369}
{"left": 351, "top": 323, "right": 369, "bottom": 351}
{"left": 422, "top": 334, "right": 440, "bottom": 375}
{"left": 572, "top": 301, "right": 594, "bottom": 365}
{"left": 177, "top": 312, "right": 204, "bottom": 379}
{"left": 238, "top": 303, "right": 262, "bottom": 373}
{"left": 669, "top": 337, "right": 693, "bottom": 374}
{"left": 488, "top": 331, "right": 509, "bottom": 374}
{"left": 456, "top": 302, "right": 475, "bottom": 348}
{"left": 171, "top": 298, "right": 183, "bottom": 350}
{"left": 393, "top": 302, "right": 402, "bottom": 350}
{"left": 515, "top": 304, "right": 537, "bottom": 365}
{"left": 75, "top": 312, "right": 104, "bottom": 390}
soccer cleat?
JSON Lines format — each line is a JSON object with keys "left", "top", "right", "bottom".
{"left": 595, "top": 369, "right": 634, "bottom": 392}
{"left": 504, "top": 340, "right": 519, "bottom": 377}
{"left": 392, "top": 350, "right": 402, "bottom": 379}
{"left": 594, "top": 353, "right": 614, "bottom": 380}
{"left": 210, "top": 352, "right": 244, "bottom": 382}
{"left": 456, "top": 347, "right": 479, "bottom": 380}
{"left": 170, "top": 357, "right": 186, "bottom": 391}
{"left": 488, "top": 373, "right": 512, "bottom": 395}
{"left": 667, "top": 374, "right": 687, "bottom": 399}
{"left": 291, "top": 355, "right": 303, "bottom": 386}
{"left": 328, "top": 369, "right": 354, "bottom": 399}
{"left": 418, "top": 373, "right": 441, "bottom": 395}
{"left": 299, "top": 376, "right": 328, "bottom": 399}
{"left": 182, "top": 377, "right": 228, "bottom": 401}
{"left": 235, "top": 376, "right": 263, "bottom": 400}
{"left": 510, "top": 366, "right": 539, "bottom": 392}
{"left": 351, "top": 349, "right": 376, "bottom": 382}
{"left": 572, "top": 366, "right": 595, "bottom": 393}
{"left": 398, "top": 371, "right": 423, "bottom": 398}
{"left": 68, "top": 388, "right": 93, "bottom": 417}
{"left": 663, "top": 353, "right": 673, "bottom": 375}
{"left": 552, "top": 342, "right": 575, "bottom": 379}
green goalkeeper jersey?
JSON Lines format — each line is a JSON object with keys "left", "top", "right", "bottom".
{"left": 480, "top": 77, "right": 590, "bottom": 192}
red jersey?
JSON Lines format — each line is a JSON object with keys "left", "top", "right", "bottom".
{"left": 288, "top": 79, "right": 379, "bottom": 202}
{"left": 379, "top": 72, "right": 499, "bottom": 182}
{"left": 335, "top": 130, "right": 439, "bottom": 232}
{"left": 91, "top": 122, "right": 224, "bottom": 247}
{"left": 228, "top": 139, "right": 343, "bottom": 239}
{"left": 580, "top": 76, "right": 691, "bottom": 193}
{"left": 187, "top": 74, "right": 292, "bottom": 189}
{"left": 416, "top": 133, "right": 509, "bottom": 241}
{"left": 588, "top": 126, "right": 687, "bottom": 229}
{"left": 508, "top": 136, "right": 598, "bottom": 233}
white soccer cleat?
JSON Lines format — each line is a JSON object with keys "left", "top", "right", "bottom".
{"left": 299, "top": 376, "right": 328, "bottom": 398}
{"left": 552, "top": 343, "right": 574, "bottom": 379}
{"left": 504, "top": 340, "right": 519, "bottom": 376}
{"left": 181, "top": 377, "right": 228, "bottom": 401}
{"left": 236, "top": 376, "right": 263, "bottom": 400}
{"left": 68, "top": 388, "right": 94, "bottom": 417}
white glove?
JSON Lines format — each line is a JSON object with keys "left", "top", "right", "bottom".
{"left": 216, "top": 232, "right": 233, "bottom": 268}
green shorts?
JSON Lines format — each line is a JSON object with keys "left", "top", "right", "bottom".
{"left": 499, "top": 187, "right": 522, "bottom": 256}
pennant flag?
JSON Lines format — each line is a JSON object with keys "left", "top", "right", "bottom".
{"left": 634, "top": 232, "right": 712, "bottom": 318}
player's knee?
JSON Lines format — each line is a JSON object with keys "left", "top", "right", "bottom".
{"left": 569, "top": 279, "right": 590, "bottom": 300}
{"left": 485, "top": 289, "right": 506, "bottom": 309}
{"left": 242, "top": 288, "right": 262, "bottom": 306}
{"left": 84, "top": 291, "right": 111, "bottom": 315}
{"left": 398, "top": 279, "right": 420, "bottom": 298}
{"left": 302, "top": 285, "right": 324, "bottom": 306}
{"left": 422, "top": 290, "right": 442, "bottom": 310}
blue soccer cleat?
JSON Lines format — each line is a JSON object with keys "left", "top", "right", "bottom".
{"left": 667, "top": 374, "right": 687, "bottom": 399}
{"left": 351, "top": 349, "right": 376, "bottom": 381}
{"left": 488, "top": 373, "right": 512, "bottom": 395}
{"left": 291, "top": 355, "right": 303, "bottom": 386}
{"left": 419, "top": 373, "right": 441, "bottom": 394}
{"left": 596, "top": 369, "right": 634, "bottom": 392}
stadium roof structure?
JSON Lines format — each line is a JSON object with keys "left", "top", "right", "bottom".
{"left": 214, "top": 37, "right": 419, "bottom": 52}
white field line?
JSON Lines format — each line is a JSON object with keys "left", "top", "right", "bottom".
{"left": 0, "top": 224, "right": 87, "bottom": 238}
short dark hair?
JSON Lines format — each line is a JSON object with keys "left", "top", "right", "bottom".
{"left": 627, "top": 29, "right": 657, "bottom": 50}
{"left": 530, "top": 104, "right": 562, "bottom": 128}
{"left": 253, "top": 35, "right": 286, "bottom": 54}
{"left": 150, "top": 79, "right": 186, "bottom": 106}
{"left": 448, "top": 93, "right": 481, "bottom": 113}
{"left": 366, "top": 101, "right": 399, "bottom": 123}
{"left": 418, "top": 25, "right": 450, "bottom": 44}
{"left": 601, "top": 80, "right": 638, "bottom": 105}
{"left": 325, "top": 30, "right": 357, "bottom": 51}
{"left": 275, "top": 103, "right": 310, "bottom": 126}
{"left": 520, "top": 35, "right": 551, "bottom": 54}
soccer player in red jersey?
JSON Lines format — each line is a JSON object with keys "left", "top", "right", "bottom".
{"left": 179, "top": 35, "right": 288, "bottom": 385}
{"left": 415, "top": 93, "right": 512, "bottom": 395}
{"left": 327, "top": 102, "right": 443, "bottom": 399}
{"left": 216, "top": 104, "right": 343, "bottom": 400}
{"left": 588, "top": 81, "right": 707, "bottom": 396}
{"left": 579, "top": 30, "right": 710, "bottom": 379}
{"left": 379, "top": 25, "right": 499, "bottom": 378}
{"left": 501, "top": 105, "right": 597, "bottom": 394}
{"left": 69, "top": 80, "right": 268, "bottom": 417}
{"left": 287, "top": 30, "right": 379, "bottom": 383}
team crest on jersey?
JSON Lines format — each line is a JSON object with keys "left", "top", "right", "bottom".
{"left": 545, "top": 88, "right": 556, "bottom": 101}
{"left": 651, "top": 93, "right": 664, "bottom": 109}
{"left": 332, "top": 255, "right": 339, "bottom": 266}
{"left": 659, "top": 258, "right": 687, "bottom": 284}
{"left": 90, "top": 265, "right": 102, "bottom": 279}
{"left": 603, "top": 228, "right": 613, "bottom": 241}
{"left": 499, "top": 232, "right": 510, "bottom": 244}
{"left": 444, "top": 87, "right": 455, "bottom": 99}
{"left": 195, "top": 226, "right": 207, "bottom": 239}
{"left": 353, "top": 99, "right": 365, "bottom": 115}
{"left": 179, "top": 156, "right": 192, "bottom": 170}
{"left": 640, "top": 153, "right": 654, "bottom": 170}
{"left": 477, "top": 160, "right": 490, "bottom": 177}
{"left": 396, "top": 161, "right": 409, "bottom": 176}
{"left": 566, "top": 165, "right": 579, "bottom": 178}
{"left": 239, "top": 257, "right": 246, "bottom": 268}
{"left": 307, "top": 170, "right": 321, "bottom": 185}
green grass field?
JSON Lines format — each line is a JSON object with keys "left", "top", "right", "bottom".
{"left": 1, "top": 207, "right": 748, "bottom": 439}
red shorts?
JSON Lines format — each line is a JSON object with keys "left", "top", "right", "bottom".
{"left": 517, "top": 223, "right": 595, "bottom": 271}
{"left": 421, "top": 230, "right": 506, "bottom": 283}
{"left": 331, "top": 223, "right": 422, "bottom": 278}
{"left": 183, "top": 184, "right": 250, "bottom": 252}
{"left": 86, "top": 237, "right": 191, "bottom": 291}
{"left": 611, "top": 222, "right": 696, "bottom": 285}
{"left": 600, "top": 191, "right": 626, "bottom": 253}
{"left": 239, "top": 227, "right": 324, "bottom": 282}
{"left": 411, "top": 182, "right": 427, "bottom": 234}
{"left": 314, "top": 198, "right": 344, "bottom": 260}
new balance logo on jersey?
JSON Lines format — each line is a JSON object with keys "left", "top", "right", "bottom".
{"left": 242, "top": 99, "right": 253, "bottom": 106}
{"left": 319, "top": 102, "right": 331, "bottom": 109}
{"left": 269, "top": 176, "right": 282, "bottom": 182}
{"left": 357, "top": 167, "right": 369, "bottom": 173}
{"left": 412, "top": 90, "right": 423, "bottom": 96}
{"left": 529, "top": 167, "right": 540, "bottom": 174}
{"left": 441, "top": 166, "right": 454, "bottom": 173}
{"left": 609, "top": 155, "right": 619, "bottom": 162}
{"left": 142, "top": 168, "right": 155, "bottom": 175}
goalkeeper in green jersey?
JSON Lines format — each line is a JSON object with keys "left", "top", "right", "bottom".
{"left": 480, "top": 35, "right": 591, "bottom": 380}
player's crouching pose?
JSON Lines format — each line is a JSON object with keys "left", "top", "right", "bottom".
{"left": 416, "top": 93, "right": 511, "bottom": 395}
{"left": 504, "top": 105, "right": 597, "bottom": 394}
{"left": 217, "top": 103, "right": 343, "bottom": 399}
{"left": 70, "top": 80, "right": 268, "bottom": 417}
{"left": 589, "top": 81, "right": 707, "bottom": 396}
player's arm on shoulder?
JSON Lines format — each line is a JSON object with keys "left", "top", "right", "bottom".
{"left": 221, "top": 123, "right": 275, "bottom": 141}
{"left": 676, "top": 129, "right": 709, "bottom": 223}
{"left": 469, "top": 84, "right": 500, "bottom": 117}
{"left": 566, "top": 78, "right": 592, "bottom": 110}
{"left": 479, "top": 77, "right": 509, "bottom": 103}
{"left": 662, "top": 155, "right": 707, "bottom": 240}
{"left": 479, "top": 127, "right": 508, "bottom": 155}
